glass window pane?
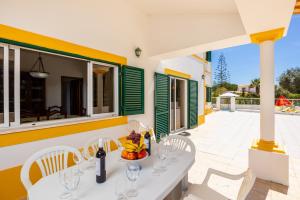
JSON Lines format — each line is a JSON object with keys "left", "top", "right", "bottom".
{"left": 9, "top": 49, "right": 15, "bottom": 123}
{"left": 20, "top": 49, "right": 87, "bottom": 124}
{"left": 93, "top": 64, "right": 114, "bottom": 114}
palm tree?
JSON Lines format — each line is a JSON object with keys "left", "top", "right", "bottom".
{"left": 250, "top": 78, "right": 260, "bottom": 95}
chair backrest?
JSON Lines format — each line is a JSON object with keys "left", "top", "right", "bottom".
{"left": 127, "top": 120, "right": 145, "bottom": 133}
{"left": 21, "top": 145, "right": 81, "bottom": 191}
{"left": 83, "top": 136, "right": 121, "bottom": 158}
{"left": 166, "top": 135, "right": 196, "bottom": 156}
{"left": 237, "top": 169, "right": 256, "bottom": 200}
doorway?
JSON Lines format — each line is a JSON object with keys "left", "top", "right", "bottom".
{"left": 170, "top": 77, "right": 187, "bottom": 133}
{"left": 61, "top": 76, "right": 83, "bottom": 116}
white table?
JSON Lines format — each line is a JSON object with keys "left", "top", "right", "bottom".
{"left": 28, "top": 149, "right": 195, "bottom": 200}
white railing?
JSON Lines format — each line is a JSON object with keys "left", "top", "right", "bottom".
{"left": 212, "top": 97, "right": 300, "bottom": 111}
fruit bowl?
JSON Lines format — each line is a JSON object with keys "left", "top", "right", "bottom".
{"left": 121, "top": 151, "right": 148, "bottom": 163}
{"left": 120, "top": 130, "right": 149, "bottom": 164}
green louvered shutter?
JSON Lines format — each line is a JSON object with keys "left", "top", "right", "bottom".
{"left": 206, "top": 51, "right": 212, "bottom": 62}
{"left": 121, "top": 65, "right": 144, "bottom": 115}
{"left": 154, "top": 73, "right": 170, "bottom": 141}
{"left": 206, "top": 87, "right": 212, "bottom": 102}
{"left": 188, "top": 80, "right": 198, "bottom": 128}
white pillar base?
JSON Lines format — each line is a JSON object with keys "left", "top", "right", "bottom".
{"left": 249, "top": 148, "right": 289, "bottom": 186}
{"left": 216, "top": 97, "right": 220, "bottom": 110}
{"left": 230, "top": 97, "right": 235, "bottom": 112}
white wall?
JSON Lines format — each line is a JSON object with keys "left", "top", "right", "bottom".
{"left": 159, "top": 56, "right": 205, "bottom": 116}
{"left": 147, "top": 13, "right": 246, "bottom": 57}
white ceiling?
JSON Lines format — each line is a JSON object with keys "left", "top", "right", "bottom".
{"left": 127, "top": 0, "right": 238, "bottom": 15}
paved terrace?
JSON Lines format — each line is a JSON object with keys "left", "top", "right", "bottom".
{"left": 185, "top": 111, "right": 300, "bottom": 200}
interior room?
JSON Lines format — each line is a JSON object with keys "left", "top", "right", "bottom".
{"left": 170, "top": 77, "right": 187, "bottom": 132}
{"left": 18, "top": 49, "right": 88, "bottom": 124}
{"left": 92, "top": 63, "right": 115, "bottom": 115}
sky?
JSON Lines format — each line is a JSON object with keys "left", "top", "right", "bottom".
{"left": 211, "top": 15, "right": 300, "bottom": 85}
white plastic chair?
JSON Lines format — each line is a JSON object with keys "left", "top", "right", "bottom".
{"left": 128, "top": 120, "right": 157, "bottom": 142}
{"left": 184, "top": 168, "right": 256, "bottom": 200}
{"left": 21, "top": 146, "right": 82, "bottom": 191}
{"left": 127, "top": 120, "right": 145, "bottom": 133}
{"left": 164, "top": 135, "right": 196, "bottom": 192}
{"left": 83, "top": 136, "right": 121, "bottom": 158}
{"left": 166, "top": 135, "right": 196, "bottom": 156}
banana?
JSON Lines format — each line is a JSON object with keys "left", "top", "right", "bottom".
{"left": 122, "top": 136, "right": 146, "bottom": 153}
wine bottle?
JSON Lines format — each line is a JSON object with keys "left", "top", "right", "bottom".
{"left": 144, "top": 128, "right": 151, "bottom": 156}
{"left": 96, "top": 138, "right": 106, "bottom": 183}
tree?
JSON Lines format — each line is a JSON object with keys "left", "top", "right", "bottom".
{"left": 250, "top": 78, "right": 260, "bottom": 95}
{"left": 214, "top": 53, "right": 230, "bottom": 86}
{"left": 279, "top": 67, "right": 300, "bottom": 94}
{"left": 212, "top": 82, "right": 237, "bottom": 97}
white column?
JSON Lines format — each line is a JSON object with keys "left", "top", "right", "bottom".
{"left": 216, "top": 97, "right": 220, "bottom": 110}
{"left": 230, "top": 97, "right": 235, "bottom": 112}
{"left": 259, "top": 40, "right": 275, "bottom": 141}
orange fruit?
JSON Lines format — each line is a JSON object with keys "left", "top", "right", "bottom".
{"left": 127, "top": 152, "right": 137, "bottom": 160}
{"left": 138, "top": 149, "right": 147, "bottom": 159}
{"left": 121, "top": 150, "right": 128, "bottom": 159}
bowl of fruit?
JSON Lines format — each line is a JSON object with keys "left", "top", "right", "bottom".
{"left": 121, "top": 131, "right": 148, "bottom": 162}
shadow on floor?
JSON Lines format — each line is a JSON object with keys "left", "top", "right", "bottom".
{"left": 246, "top": 178, "right": 288, "bottom": 200}
{"left": 183, "top": 169, "right": 289, "bottom": 200}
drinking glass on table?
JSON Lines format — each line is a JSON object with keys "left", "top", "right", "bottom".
{"left": 158, "top": 142, "right": 167, "bottom": 172}
{"left": 152, "top": 148, "right": 161, "bottom": 176}
{"left": 72, "top": 152, "right": 84, "bottom": 175}
{"left": 115, "top": 176, "right": 128, "bottom": 200}
{"left": 59, "top": 169, "right": 80, "bottom": 200}
{"left": 83, "top": 147, "right": 96, "bottom": 169}
{"left": 125, "top": 163, "right": 141, "bottom": 197}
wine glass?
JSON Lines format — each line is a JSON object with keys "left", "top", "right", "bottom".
{"left": 158, "top": 142, "right": 167, "bottom": 172}
{"left": 72, "top": 152, "right": 84, "bottom": 175}
{"left": 59, "top": 170, "right": 71, "bottom": 199}
{"left": 59, "top": 169, "right": 80, "bottom": 200}
{"left": 125, "top": 163, "right": 141, "bottom": 197}
{"left": 168, "top": 142, "right": 178, "bottom": 163}
{"left": 84, "top": 147, "right": 96, "bottom": 169}
{"left": 152, "top": 148, "right": 161, "bottom": 176}
{"left": 115, "top": 176, "right": 128, "bottom": 200}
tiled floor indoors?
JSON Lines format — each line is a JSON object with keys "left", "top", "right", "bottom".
{"left": 184, "top": 111, "right": 300, "bottom": 200}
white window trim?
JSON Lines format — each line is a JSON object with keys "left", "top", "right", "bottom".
{"left": 0, "top": 43, "right": 8, "bottom": 127}
{"left": 3, "top": 44, "right": 9, "bottom": 127}
{"left": 10, "top": 46, "right": 21, "bottom": 127}
{"left": 89, "top": 61, "right": 119, "bottom": 118}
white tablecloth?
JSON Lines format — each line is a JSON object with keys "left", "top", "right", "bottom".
{"left": 28, "top": 148, "right": 195, "bottom": 200}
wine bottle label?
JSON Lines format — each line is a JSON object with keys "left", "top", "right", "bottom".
{"left": 96, "top": 158, "right": 101, "bottom": 176}
{"left": 145, "top": 139, "right": 149, "bottom": 149}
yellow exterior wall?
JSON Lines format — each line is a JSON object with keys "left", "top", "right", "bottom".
{"left": 198, "top": 115, "right": 205, "bottom": 125}
{"left": 0, "top": 117, "right": 127, "bottom": 200}
{"left": 0, "top": 166, "right": 27, "bottom": 200}
{"left": 164, "top": 68, "right": 192, "bottom": 79}
{"left": 0, "top": 116, "right": 128, "bottom": 147}
{"left": 205, "top": 107, "right": 213, "bottom": 115}
{"left": 0, "top": 24, "right": 127, "bottom": 65}
{"left": 0, "top": 24, "right": 132, "bottom": 200}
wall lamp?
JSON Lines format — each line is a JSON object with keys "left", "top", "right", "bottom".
{"left": 135, "top": 47, "right": 142, "bottom": 57}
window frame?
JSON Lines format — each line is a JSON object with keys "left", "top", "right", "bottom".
{"left": 88, "top": 61, "right": 119, "bottom": 119}
{"left": 0, "top": 42, "right": 120, "bottom": 131}
{"left": 0, "top": 43, "right": 9, "bottom": 127}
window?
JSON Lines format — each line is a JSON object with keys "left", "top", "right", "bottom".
{"left": 17, "top": 49, "right": 89, "bottom": 124}
{"left": 0, "top": 41, "right": 145, "bottom": 130}
{"left": 91, "top": 62, "right": 118, "bottom": 117}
